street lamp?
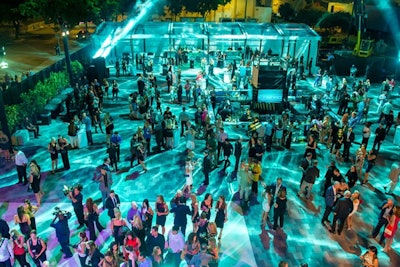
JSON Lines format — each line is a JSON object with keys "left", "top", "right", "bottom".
{"left": 62, "top": 27, "right": 73, "bottom": 85}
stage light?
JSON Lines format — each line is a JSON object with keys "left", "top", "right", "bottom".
{"left": 376, "top": 0, "right": 400, "bottom": 53}
{"left": 0, "top": 61, "right": 8, "bottom": 69}
{"left": 93, "top": 0, "right": 161, "bottom": 59}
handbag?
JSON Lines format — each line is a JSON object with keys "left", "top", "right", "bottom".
{"left": 384, "top": 224, "right": 393, "bottom": 238}
{"left": 117, "top": 221, "right": 130, "bottom": 237}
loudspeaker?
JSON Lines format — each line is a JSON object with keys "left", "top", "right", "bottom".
{"left": 91, "top": 57, "right": 107, "bottom": 81}
{"left": 87, "top": 65, "right": 97, "bottom": 82}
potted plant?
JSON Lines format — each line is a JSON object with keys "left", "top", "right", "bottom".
{"left": 5, "top": 104, "right": 23, "bottom": 133}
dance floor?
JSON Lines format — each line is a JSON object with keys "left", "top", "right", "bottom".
{"left": 1, "top": 64, "right": 400, "bottom": 267}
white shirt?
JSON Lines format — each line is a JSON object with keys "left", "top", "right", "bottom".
{"left": 0, "top": 238, "right": 13, "bottom": 261}
{"left": 15, "top": 151, "right": 28, "bottom": 166}
{"left": 167, "top": 230, "right": 185, "bottom": 253}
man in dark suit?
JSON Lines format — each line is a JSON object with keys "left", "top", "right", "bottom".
{"left": 202, "top": 151, "right": 212, "bottom": 185}
{"left": 372, "top": 123, "right": 386, "bottom": 152}
{"left": 330, "top": 190, "right": 353, "bottom": 235}
{"left": 222, "top": 139, "right": 233, "bottom": 173}
{"left": 170, "top": 196, "right": 192, "bottom": 236}
{"left": 369, "top": 198, "right": 394, "bottom": 243}
{"left": 321, "top": 181, "right": 340, "bottom": 225}
{"left": 146, "top": 226, "right": 166, "bottom": 255}
{"left": 322, "top": 161, "right": 336, "bottom": 197}
{"left": 332, "top": 168, "right": 344, "bottom": 183}
{"left": 342, "top": 127, "right": 355, "bottom": 162}
{"left": 267, "top": 177, "right": 287, "bottom": 207}
{"left": 105, "top": 190, "right": 120, "bottom": 219}
{"left": 233, "top": 137, "right": 243, "bottom": 173}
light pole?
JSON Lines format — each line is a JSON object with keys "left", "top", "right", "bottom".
{"left": 244, "top": 0, "right": 248, "bottom": 22}
{"left": 62, "top": 27, "right": 73, "bottom": 85}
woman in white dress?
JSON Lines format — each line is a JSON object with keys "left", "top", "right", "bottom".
{"left": 184, "top": 158, "right": 196, "bottom": 195}
{"left": 347, "top": 190, "right": 360, "bottom": 230}
{"left": 261, "top": 190, "right": 272, "bottom": 227}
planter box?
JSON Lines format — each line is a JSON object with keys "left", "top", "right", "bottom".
{"left": 12, "top": 129, "right": 30, "bottom": 146}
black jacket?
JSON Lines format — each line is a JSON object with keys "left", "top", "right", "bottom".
{"left": 234, "top": 141, "right": 242, "bottom": 157}
{"left": 203, "top": 155, "right": 212, "bottom": 173}
{"left": 377, "top": 201, "right": 394, "bottom": 220}
{"left": 334, "top": 197, "right": 353, "bottom": 218}
{"left": 105, "top": 195, "right": 121, "bottom": 218}
{"left": 304, "top": 166, "right": 320, "bottom": 184}
{"left": 344, "top": 131, "right": 355, "bottom": 144}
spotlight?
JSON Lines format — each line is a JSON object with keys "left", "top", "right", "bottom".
{"left": 0, "top": 61, "right": 8, "bottom": 69}
{"left": 93, "top": 0, "right": 160, "bottom": 59}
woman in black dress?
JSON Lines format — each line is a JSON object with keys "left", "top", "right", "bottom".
{"left": 137, "top": 144, "right": 148, "bottom": 172}
{"left": 130, "top": 134, "right": 139, "bottom": 168}
{"left": 362, "top": 148, "right": 377, "bottom": 185}
{"left": 111, "top": 209, "right": 128, "bottom": 246}
{"left": 304, "top": 134, "right": 317, "bottom": 159}
{"left": 47, "top": 137, "right": 58, "bottom": 174}
{"left": 214, "top": 195, "right": 228, "bottom": 240}
{"left": 57, "top": 135, "right": 70, "bottom": 170}
{"left": 248, "top": 137, "right": 257, "bottom": 162}
{"left": 112, "top": 80, "right": 119, "bottom": 100}
{"left": 104, "top": 112, "right": 114, "bottom": 146}
{"left": 346, "top": 165, "right": 359, "bottom": 188}
{"left": 24, "top": 199, "right": 38, "bottom": 231}
{"left": 196, "top": 212, "right": 209, "bottom": 245}
{"left": 273, "top": 190, "right": 287, "bottom": 230}
{"left": 29, "top": 161, "right": 43, "bottom": 207}
{"left": 201, "top": 193, "right": 213, "bottom": 221}
{"left": 155, "top": 195, "right": 169, "bottom": 235}
{"left": 140, "top": 199, "right": 154, "bottom": 234}
{"left": 14, "top": 206, "right": 31, "bottom": 239}
{"left": 131, "top": 215, "right": 146, "bottom": 254}
{"left": 84, "top": 198, "right": 104, "bottom": 241}
{"left": 332, "top": 129, "right": 344, "bottom": 160}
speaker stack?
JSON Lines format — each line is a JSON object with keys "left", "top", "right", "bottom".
{"left": 87, "top": 57, "right": 108, "bottom": 81}
{"left": 252, "top": 65, "right": 287, "bottom": 114}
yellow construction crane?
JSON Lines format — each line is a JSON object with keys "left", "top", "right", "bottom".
{"left": 352, "top": 0, "right": 374, "bottom": 57}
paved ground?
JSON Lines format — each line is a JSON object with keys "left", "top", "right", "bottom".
{"left": 0, "top": 25, "right": 89, "bottom": 81}
{"left": 1, "top": 31, "right": 400, "bottom": 266}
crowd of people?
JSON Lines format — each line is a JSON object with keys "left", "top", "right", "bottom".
{"left": 0, "top": 46, "right": 400, "bottom": 267}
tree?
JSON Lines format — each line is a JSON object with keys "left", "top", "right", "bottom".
{"left": 181, "top": 0, "right": 231, "bottom": 19}
{"left": 168, "top": 0, "right": 185, "bottom": 20}
{"left": 19, "top": 0, "right": 100, "bottom": 26}
{"left": 0, "top": 0, "right": 27, "bottom": 39}
{"left": 278, "top": 3, "right": 295, "bottom": 21}
{"left": 317, "top": 12, "right": 351, "bottom": 33}
{"left": 294, "top": 8, "right": 325, "bottom": 27}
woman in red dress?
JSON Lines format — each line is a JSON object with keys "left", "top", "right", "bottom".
{"left": 123, "top": 231, "right": 141, "bottom": 263}
{"left": 383, "top": 206, "right": 400, "bottom": 252}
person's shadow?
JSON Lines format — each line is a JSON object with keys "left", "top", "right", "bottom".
{"left": 259, "top": 226, "right": 271, "bottom": 250}
{"left": 272, "top": 228, "right": 288, "bottom": 257}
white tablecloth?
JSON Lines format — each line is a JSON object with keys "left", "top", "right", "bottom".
{"left": 77, "top": 129, "right": 88, "bottom": 148}
{"left": 173, "top": 128, "right": 180, "bottom": 148}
